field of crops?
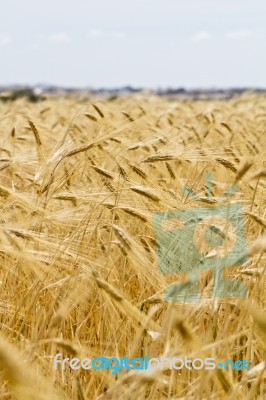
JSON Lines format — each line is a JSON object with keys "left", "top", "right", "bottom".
{"left": 0, "top": 93, "right": 265, "bottom": 399}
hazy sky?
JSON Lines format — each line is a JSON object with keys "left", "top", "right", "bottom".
{"left": 1, "top": 0, "right": 266, "bottom": 88}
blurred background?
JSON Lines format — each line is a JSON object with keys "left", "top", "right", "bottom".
{"left": 0, "top": 0, "right": 266, "bottom": 90}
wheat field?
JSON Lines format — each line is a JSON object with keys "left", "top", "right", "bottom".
{"left": 0, "top": 92, "right": 265, "bottom": 399}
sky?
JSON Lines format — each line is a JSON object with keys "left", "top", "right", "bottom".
{"left": 0, "top": 0, "right": 266, "bottom": 88}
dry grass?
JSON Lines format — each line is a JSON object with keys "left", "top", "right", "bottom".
{"left": 0, "top": 92, "right": 265, "bottom": 399}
